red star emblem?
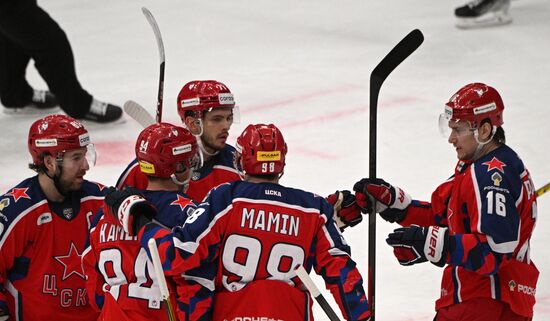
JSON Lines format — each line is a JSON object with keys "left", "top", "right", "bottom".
{"left": 7, "top": 188, "right": 31, "bottom": 202}
{"left": 482, "top": 157, "right": 506, "bottom": 173}
{"left": 171, "top": 195, "right": 193, "bottom": 210}
{"left": 54, "top": 243, "right": 86, "bottom": 280}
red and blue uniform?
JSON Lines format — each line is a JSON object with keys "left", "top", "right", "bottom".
{"left": 139, "top": 181, "right": 370, "bottom": 321}
{"left": 116, "top": 145, "right": 241, "bottom": 202}
{"left": 82, "top": 190, "right": 215, "bottom": 321}
{"left": 0, "top": 176, "right": 106, "bottom": 321}
{"left": 400, "top": 144, "right": 538, "bottom": 317}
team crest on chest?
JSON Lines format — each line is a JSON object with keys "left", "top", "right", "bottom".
{"left": 63, "top": 207, "right": 74, "bottom": 220}
{"left": 191, "top": 171, "right": 201, "bottom": 181}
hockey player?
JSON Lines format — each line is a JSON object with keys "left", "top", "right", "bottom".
{"left": 354, "top": 83, "right": 537, "bottom": 321}
{"left": 82, "top": 123, "right": 213, "bottom": 320}
{"left": 116, "top": 80, "right": 240, "bottom": 202}
{"left": 106, "top": 123, "right": 371, "bottom": 321}
{"left": 454, "top": 0, "right": 512, "bottom": 29}
{"left": 0, "top": 115, "right": 106, "bottom": 320}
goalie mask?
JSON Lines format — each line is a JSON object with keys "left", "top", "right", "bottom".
{"left": 136, "top": 123, "right": 201, "bottom": 182}
{"left": 236, "top": 124, "right": 287, "bottom": 176}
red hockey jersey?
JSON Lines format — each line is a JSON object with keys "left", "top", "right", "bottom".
{"left": 401, "top": 145, "right": 538, "bottom": 317}
{"left": 82, "top": 190, "right": 204, "bottom": 321}
{"left": 116, "top": 144, "right": 241, "bottom": 202}
{"left": 0, "top": 176, "right": 105, "bottom": 321}
{"left": 138, "top": 181, "right": 370, "bottom": 321}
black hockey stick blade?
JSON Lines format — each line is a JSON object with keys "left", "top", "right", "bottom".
{"left": 368, "top": 29, "right": 424, "bottom": 321}
{"left": 370, "top": 29, "right": 424, "bottom": 91}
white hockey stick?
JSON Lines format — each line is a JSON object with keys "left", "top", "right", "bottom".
{"left": 123, "top": 100, "right": 155, "bottom": 128}
{"left": 148, "top": 238, "right": 177, "bottom": 321}
{"left": 295, "top": 265, "right": 342, "bottom": 321}
{"left": 142, "top": 7, "right": 165, "bottom": 123}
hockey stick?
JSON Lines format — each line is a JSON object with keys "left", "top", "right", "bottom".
{"left": 148, "top": 238, "right": 178, "bottom": 321}
{"left": 368, "top": 29, "right": 424, "bottom": 320}
{"left": 294, "top": 265, "right": 341, "bottom": 321}
{"left": 536, "top": 182, "right": 550, "bottom": 197}
{"left": 142, "top": 7, "right": 165, "bottom": 123}
{"left": 123, "top": 100, "right": 155, "bottom": 128}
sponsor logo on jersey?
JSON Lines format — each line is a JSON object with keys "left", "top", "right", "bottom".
{"left": 223, "top": 317, "right": 283, "bottom": 321}
{"left": 139, "top": 161, "right": 155, "bottom": 174}
{"left": 473, "top": 102, "right": 496, "bottom": 115}
{"left": 218, "top": 93, "right": 234, "bottom": 105}
{"left": 37, "top": 212, "right": 53, "bottom": 225}
{"left": 35, "top": 138, "right": 58, "bottom": 147}
{"left": 491, "top": 172, "right": 503, "bottom": 186}
{"left": 173, "top": 144, "right": 192, "bottom": 155}
{"left": 257, "top": 151, "right": 281, "bottom": 161}
{"left": 509, "top": 279, "right": 536, "bottom": 296}
{"left": 0, "top": 198, "right": 10, "bottom": 211}
{"left": 78, "top": 133, "right": 90, "bottom": 146}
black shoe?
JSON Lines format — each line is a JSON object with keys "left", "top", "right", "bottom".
{"left": 82, "top": 98, "right": 123, "bottom": 123}
{"left": 3, "top": 90, "right": 60, "bottom": 114}
{"left": 455, "top": 0, "right": 512, "bottom": 28}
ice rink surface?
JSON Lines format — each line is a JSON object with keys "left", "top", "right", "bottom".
{"left": 1, "top": 0, "right": 549, "bottom": 319}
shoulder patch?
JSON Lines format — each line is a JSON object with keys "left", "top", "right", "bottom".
{"left": 482, "top": 157, "right": 506, "bottom": 173}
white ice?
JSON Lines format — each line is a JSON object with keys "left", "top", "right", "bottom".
{"left": 1, "top": 0, "right": 549, "bottom": 320}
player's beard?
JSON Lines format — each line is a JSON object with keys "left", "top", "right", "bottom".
{"left": 57, "top": 169, "right": 86, "bottom": 195}
{"left": 201, "top": 132, "right": 226, "bottom": 153}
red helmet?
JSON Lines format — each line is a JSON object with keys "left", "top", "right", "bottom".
{"left": 444, "top": 83, "right": 504, "bottom": 128}
{"left": 28, "top": 114, "right": 91, "bottom": 165}
{"left": 136, "top": 123, "right": 199, "bottom": 178}
{"left": 236, "top": 124, "right": 287, "bottom": 176}
{"left": 177, "top": 80, "right": 235, "bottom": 121}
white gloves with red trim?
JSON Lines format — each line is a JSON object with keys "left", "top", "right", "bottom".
{"left": 105, "top": 187, "right": 157, "bottom": 236}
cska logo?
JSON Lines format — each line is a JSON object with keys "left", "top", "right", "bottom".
{"left": 139, "top": 140, "right": 148, "bottom": 153}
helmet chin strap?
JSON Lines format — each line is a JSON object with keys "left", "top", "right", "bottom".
{"left": 197, "top": 139, "right": 219, "bottom": 157}
{"left": 471, "top": 126, "right": 497, "bottom": 161}
{"left": 45, "top": 164, "right": 69, "bottom": 197}
{"left": 170, "top": 173, "right": 190, "bottom": 193}
{"left": 190, "top": 119, "right": 219, "bottom": 158}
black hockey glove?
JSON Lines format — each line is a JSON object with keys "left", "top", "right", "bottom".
{"left": 386, "top": 225, "right": 449, "bottom": 267}
{"left": 353, "top": 178, "right": 411, "bottom": 223}
{"left": 326, "top": 190, "right": 369, "bottom": 231}
{"left": 105, "top": 187, "right": 157, "bottom": 236}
